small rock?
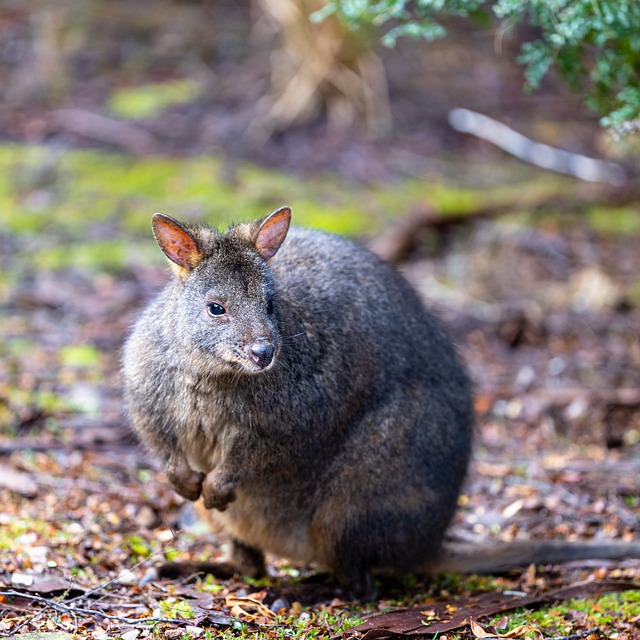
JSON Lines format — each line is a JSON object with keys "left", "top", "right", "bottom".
{"left": 135, "top": 505, "right": 156, "bottom": 528}
{"left": 11, "top": 572, "right": 34, "bottom": 587}
{"left": 570, "top": 266, "right": 620, "bottom": 311}
{"left": 116, "top": 568, "right": 138, "bottom": 584}
{"left": 269, "top": 597, "right": 290, "bottom": 614}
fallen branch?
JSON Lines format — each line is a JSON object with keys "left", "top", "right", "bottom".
{"left": 370, "top": 179, "right": 640, "bottom": 264}
{"left": 368, "top": 202, "right": 504, "bottom": 263}
{"left": 449, "top": 108, "right": 626, "bottom": 186}
{"left": 48, "top": 108, "right": 158, "bottom": 155}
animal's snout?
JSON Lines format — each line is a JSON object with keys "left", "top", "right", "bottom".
{"left": 246, "top": 339, "right": 275, "bottom": 369}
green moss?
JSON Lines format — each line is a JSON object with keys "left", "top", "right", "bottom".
{"left": 0, "top": 144, "right": 383, "bottom": 273}
{"left": 60, "top": 344, "right": 102, "bottom": 368}
{"left": 0, "top": 142, "right": 586, "bottom": 280}
{"left": 33, "top": 240, "right": 135, "bottom": 272}
{"left": 428, "top": 571, "right": 502, "bottom": 594}
{"left": 108, "top": 79, "right": 202, "bottom": 120}
{"left": 587, "top": 206, "right": 640, "bottom": 235}
{"left": 1, "top": 339, "right": 37, "bottom": 357}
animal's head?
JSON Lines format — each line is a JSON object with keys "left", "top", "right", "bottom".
{"left": 152, "top": 207, "right": 291, "bottom": 375}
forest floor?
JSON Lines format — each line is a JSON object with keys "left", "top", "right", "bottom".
{"left": 1, "top": 146, "right": 639, "bottom": 638}
{"left": 1, "top": 1, "right": 640, "bottom": 638}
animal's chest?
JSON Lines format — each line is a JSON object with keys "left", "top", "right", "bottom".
{"left": 172, "top": 378, "right": 232, "bottom": 473}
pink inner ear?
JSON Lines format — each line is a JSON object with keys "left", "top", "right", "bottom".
{"left": 153, "top": 215, "right": 199, "bottom": 268}
{"left": 256, "top": 207, "right": 291, "bottom": 260}
{"left": 165, "top": 235, "right": 192, "bottom": 264}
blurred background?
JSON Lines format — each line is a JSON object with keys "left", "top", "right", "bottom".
{"left": 1, "top": 0, "right": 639, "bottom": 606}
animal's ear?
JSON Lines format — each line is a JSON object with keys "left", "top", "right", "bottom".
{"left": 152, "top": 213, "right": 204, "bottom": 277}
{"left": 255, "top": 206, "right": 291, "bottom": 261}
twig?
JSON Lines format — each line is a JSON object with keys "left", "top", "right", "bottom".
{"left": 547, "top": 630, "right": 598, "bottom": 640}
{"left": 64, "top": 551, "right": 170, "bottom": 605}
{"left": 0, "top": 589, "right": 195, "bottom": 631}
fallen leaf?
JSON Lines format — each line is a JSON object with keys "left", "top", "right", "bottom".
{"left": 500, "top": 625, "right": 544, "bottom": 640}
{"left": 501, "top": 498, "right": 525, "bottom": 519}
{"left": 470, "top": 619, "right": 496, "bottom": 638}
{"left": 225, "top": 594, "right": 277, "bottom": 621}
{"left": 524, "top": 563, "right": 537, "bottom": 590}
{"left": 470, "top": 619, "right": 545, "bottom": 640}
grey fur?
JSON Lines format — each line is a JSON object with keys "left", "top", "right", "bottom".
{"left": 123, "top": 207, "right": 473, "bottom": 595}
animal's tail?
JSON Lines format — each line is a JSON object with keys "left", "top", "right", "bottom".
{"left": 427, "top": 540, "right": 640, "bottom": 575}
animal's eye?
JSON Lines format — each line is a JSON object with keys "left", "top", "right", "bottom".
{"left": 266, "top": 300, "right": 274, "bottom": 315}
{"left": 207, "top": 303, "right": 226, "bottom": 317}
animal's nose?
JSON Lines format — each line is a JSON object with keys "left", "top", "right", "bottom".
{"left": 246, "top": 340, "right": 275, "bottom": 368}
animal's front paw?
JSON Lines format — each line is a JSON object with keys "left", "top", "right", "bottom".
{"left": 202, "top": 470, "right": 237, "bottom": 511}
{"left": 166, "top": 465, "right": 205, "bottom": 501}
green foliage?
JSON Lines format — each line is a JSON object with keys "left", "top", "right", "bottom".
{"left": 320, "top": 0, "right": 640, "bottom": 133}
{"left": 314, "top": 0, "right": 486, "bottom": 47}
{"left": 125, "top": 534, "right": 153, "bottom": 559}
